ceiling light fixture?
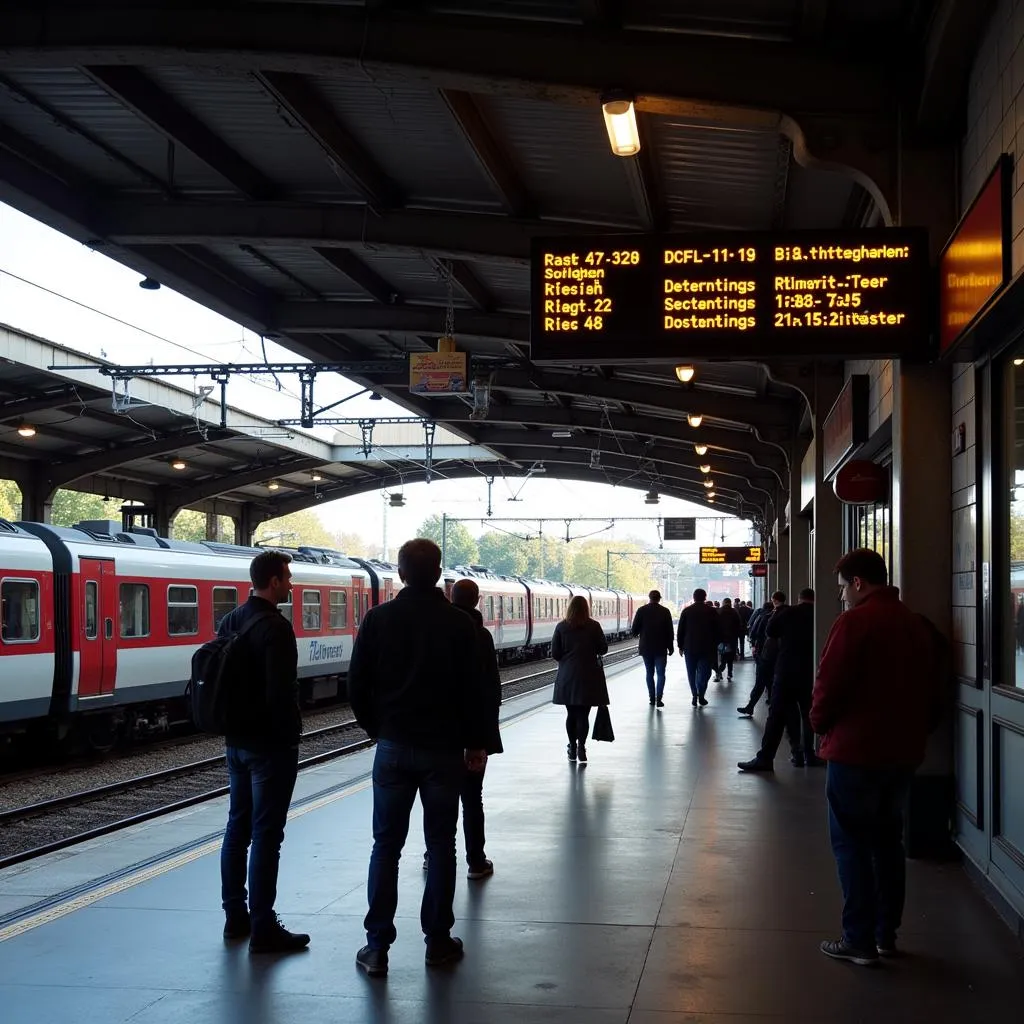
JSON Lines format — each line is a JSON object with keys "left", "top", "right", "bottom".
{"left": 675, "top": 365, "right": 695, "bottom": 383}
{"left": 311, "top": 471, "right": 323, "bottom": 482}
{"left": 139, "top": 276, "right": 161, "bottom": 291}
{"left": 17, "top": 424, "right": 36, "bottom": 438}
{"left": 699, "top": 463, "right": 711, "bottom": 474}
{"left": 1015, "top": 358, "right": 1024, "bottom": 367}
{"left": 601, "top": 92, "right": 640, "bottom": 157}
{"left": 694, "top": 444, "right": 708, "bottom": 456}
{"left": 687, "top": 413, "right": 703, "bottom": 428}
{"left": 171, "top": 458, "right": 186, "bottom": 470}
{"left": 369, "top": 391, "right": 383, "bottom": 401}
{"left": 389, "top": 493, "right": 406, "bottom": 507}
{"left": 551, "top": 430, "right": 573, "bottom": 438}
{"left": 268, "top": 480, "right": 280, "bottom": 491}
{"left": 703, "top": 478, "right": 714, "bottom": 488}
{"left": 644, "top": 489, "right": 660, "bottom": 505}
{"left": 707, "top": 491, "right": 716, "bottom": 499}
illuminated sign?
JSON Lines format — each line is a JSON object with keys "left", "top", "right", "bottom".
{"left": 530, "top": 229, "right": 929, "bottom": 361}
{"left": 409, "top": 351, "right": 468, "bottom": 394}
{"left": 939, "top": 155, "right": 1010, "bottom": 355}
{"left": 699, "top": 546, "right": 764, "bottom": 564}
{"left": 750, "top": 564, "right": 768, "bottom": 578}
{"left": 822, "top": 375, "right": 869, "bottom": 480}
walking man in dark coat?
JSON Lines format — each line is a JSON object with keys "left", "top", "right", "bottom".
{"left": 676, "top": 588, "right": 721, "bottom": 707}
{"left": 631, "top": 589, "right": 674, "bottom": 707}
{"left": 450, "top": 577, "right": 503, "bottom": 880}
{"left": 349, "top": 539, "right": 489, "bottom": 977}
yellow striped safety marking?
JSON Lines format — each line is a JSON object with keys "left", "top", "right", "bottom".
{"left": 0, "top": 777, "right": 372, "bottom": 944}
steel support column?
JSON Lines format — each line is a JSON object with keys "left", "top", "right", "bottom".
{"left": 15, "top": 466, "right": 54, "bottom": 523}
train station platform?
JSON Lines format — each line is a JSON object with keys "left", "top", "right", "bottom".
{"left": 1, "top": 658, "right": 1022, "bottom": 1024}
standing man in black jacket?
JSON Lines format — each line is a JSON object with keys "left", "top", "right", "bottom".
{"left": 219, "top": 550, "right": 310, "bottom": 955}
{"left": 349, "top": 539, "right": 489, "bottom": 977}
{"left": 632, "top": 589, "right": 674, "bottom": 707}
{"left": 677, "top": 588, "right": 721, "bottom": 707}
{"left": 450, "top": 577, "right": 503, "bottom": 880}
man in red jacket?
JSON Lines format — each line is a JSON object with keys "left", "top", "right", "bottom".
{"left": 811, "top": 548, "right": 941, "bottom": 967}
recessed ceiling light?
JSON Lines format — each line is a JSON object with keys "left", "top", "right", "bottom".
{"left": 687, "top": 413, "right": 703, "bottom": 428}
{"left": 703, "top": 478, "right": 714, "bottom": 488}
{"left": 171, "top": 458, "right": 186, "bottom": 470}
{"left": 311, "top": 471, "right": 323, "bottom": 482}
{"left": 17, "top": 424, "right": 36, "bottom": 438}
{"left": 694, "top": 444, "right": 708, "bottom": 456}
{"left": 268, "top": 480, "right": 280, "bottom": 491}
{"left": 675, "top": 365, "right": 695, "bottom": 383}
{"left": 699, "top": 464, "right": 711, "bottom": 474}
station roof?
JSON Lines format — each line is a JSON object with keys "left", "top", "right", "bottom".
{"left": 0, "top": 1, "right": 994, "bottom": 525}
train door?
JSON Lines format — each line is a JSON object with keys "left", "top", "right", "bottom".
{"left": 382, "top": 578, "right": 394, "bottom": 602}
{"left": 352, "top": 578, "right": 365, "bottom": 630}
{"left": 495, "top": 593, "right": 504, "bottom": 649}
{"left": 79, "top": 558, "right": 117, "bottom": 697}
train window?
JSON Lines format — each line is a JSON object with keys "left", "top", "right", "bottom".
{"left": 85, "top": 581, "right": 98, "bottom": 639}
{"left": 364, "top": 592, "right": 370, "bottom": 617}
{"left": 353, "top": 590, "right": 361, "bottom": 627}
{"left": 212, "top": 587, "right": 237, "bottom": 631}
{"left": 517, "top": 596, "right": 524, "bottom": 618}
{"left": 329, "top": 590, "right": 347, "bottom": 629}
{"left": 486, "top": 596, "right": 494, "bottom": 620}
{"left": 302, "top": 590, "right": 322, "bottom": 631}
{"left": 1, "top": 578, "right": 40, "bottom": 643}
{"left": 278, "top": 591, "right": 293, "bottom": 625}
{"left": 167, "top": 585, "right": 199, "bottom": 636}
{"left": 505, "top": 596, "right": 513, "bottom": 616}
{"left": 119, "top": 583, "right": 150, "bottom": 638}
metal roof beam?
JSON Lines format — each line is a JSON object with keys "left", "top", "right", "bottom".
{"left": 97, "top": 200, "right": 643, "bottom": 261}
{"left": 432, "top": 256, "right": 495, "bottom": 313}
{"left": 273, "top": 303, "right": 526, "bottom": 343}
{"left": 255, "top": 71, "right": 402, "bottom": 210}
{"left": 46, "top": 430, "right": 229, "bottom": 489}
{"left": 0, "top": 8, "right": 889, "bottom": 119}
{"left": 168, "top": 456, "right": 323, "bottom": 510}
{"left": 0, "top": 386, "right": 88, "bottom": 422}
{"left": 314, "top": 248, "right": 400, "bottom": 306}
{"left": 82, "top": 66, "right": 279, "bottom": 199}
{"left": 440, "top": 90, "right": 534, "bottom": 217}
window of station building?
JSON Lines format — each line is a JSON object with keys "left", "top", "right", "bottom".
{"left": 212, "top": 587, "right": 237, "bottom": 631}
{"left": 84, "top": 581, "right": 98, "bottom": 640}
{"left": 302, "top": 590, "right": 322, "bottom": 631}
{"left": 329, "top": 589, "right": 347, "bottom": 629}
{"left": 119, "top": 583, "right": 150, "bottom": 638}
{"left": 167, "top": 585, "right": 199, "bottom": 636}
{"left": 1, "top": 578, "right": 40, "bottom": 643}
{"left": 1003, "top": 356, "right": 1024, "bottom": 690}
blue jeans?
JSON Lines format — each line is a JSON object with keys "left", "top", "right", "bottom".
{"left": 221, "top": 745, "right": 299, "bottom": 933}
{"left": 642, "top": 654, "right": 667, "bottom": 701}
{"left": 683, "top": 652, "right": 713, "bottom": 698}
{"left": 826, "top": 762, "right": 913, "bottom": 950}
{"left": 365, "top": 739, "right": 465, "bottom": 948}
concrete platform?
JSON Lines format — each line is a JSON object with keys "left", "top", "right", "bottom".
{"left": 1, "top": 658, "right": 1022, "bottom": 1023}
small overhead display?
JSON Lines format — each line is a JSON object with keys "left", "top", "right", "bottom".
{"left": 530, "top": 229, "right": 929, "bottom": 361}
{"left": 699, "top": 546, "right": 764, "bottom": 564}
{"left": 663, "top": 517, "right": 696, "bottom": 541}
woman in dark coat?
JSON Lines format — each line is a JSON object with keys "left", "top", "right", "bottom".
{"left": 552, "top": 595, "right": 609, "bottom": 763}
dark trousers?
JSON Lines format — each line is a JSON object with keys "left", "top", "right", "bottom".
{"left": 460, "top": 761, "right": 487, "bottom": 867}
{"left": 758, "top": 675, "right": 813, "bottom": 761}
{"left": 365, "top": 739, "right": 465, "bottom": 948}
{"left": 826, "top": 762, "right": 913, "bottom": 951}
{"left": 642, "top": 654, "right": 667, "bottom": 701}
{"left": 221, "top": 745, "right": 299, "bottom": 933}
{"left": 683, "top": 653, "right": 713, "bottom": 698}
{"left": 738, "top": 633, "right": 746, "bottom": 658}
{"left": 746, "top": 654, "right": 775, "bottom": 709}
{"left": 716, "top": 645, "right": 735, "bottom": 678}
{"left": 565, "top": 705, "right": 591, "bottom": 743}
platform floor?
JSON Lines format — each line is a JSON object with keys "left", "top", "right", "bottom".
{"left": 1, "top": 658, "right": 1023, "bottom": 1023}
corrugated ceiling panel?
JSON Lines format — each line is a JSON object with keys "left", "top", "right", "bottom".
{"left": 479, "top": 97, "right": 642, "bottom": 225}
{"left": 202, "top": 242, "right": 311, "bottom": 297}
{"left": 357, "top": 251, "right": 454, "bottom": 304}
{"left": 626, "top": 0, "right": 799, "bottom": 37}
{"left": 311, "top": 77, "right": 503, "bottom": 209}
{"left": 147, "top": 67, "right": 359, "bottom": 198}
{"left": 0, "top": 69, "right": 217, "bottom": 193}
{"left": 650, "top": 118, "right": 779, "bottom": 230}
{"left": 470, "top": 261, "right": 529, "bottom": 311}
{"left": 258, "top": 244, "right": 377, "bottom": 298}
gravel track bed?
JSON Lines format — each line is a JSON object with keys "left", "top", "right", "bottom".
{"left": 0, "top": 644, "right": 638, "bottom": 862}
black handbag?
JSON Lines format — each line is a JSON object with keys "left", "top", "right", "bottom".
{"left": 592, "top": 704, "right": 615, "bottom": 742}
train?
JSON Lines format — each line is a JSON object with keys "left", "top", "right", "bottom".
{"left": 0, "top": 518, "right": 644, "bottom": 746}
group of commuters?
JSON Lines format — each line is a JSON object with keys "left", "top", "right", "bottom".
{"left": 213, "top": 537, "right": 611, "bottom": 974}
{"left": 630, "top": 550, "right": 947, "bottom": 967}
{"left": 216, "top": 540, "right": 945, "bottom": 974}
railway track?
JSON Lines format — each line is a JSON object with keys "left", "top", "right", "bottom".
{"left": 0, "top": 645, "right": 639, "bottom": 869}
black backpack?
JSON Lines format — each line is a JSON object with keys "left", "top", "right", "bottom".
{"left": 187, "top": 612, "right": 272, "bottom": 734}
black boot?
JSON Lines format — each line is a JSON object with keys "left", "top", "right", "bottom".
{"left": 567, "top": 741, "right": 577, "bottom": 761}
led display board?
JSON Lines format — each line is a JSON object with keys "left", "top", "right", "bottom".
{"left": 530, "top": 229, "right": 929, "bottom": 362}
{"left": 663, "top": 517, "right": 696, "bottom": 541}
{"left": 699, "top": 546, "right": 764, "bottom": 564}
{"left": 938, "top": 156, "right": 1010, "bottom": 355}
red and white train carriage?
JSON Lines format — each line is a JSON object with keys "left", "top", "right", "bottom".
{"left": 0, "top": 519, "right": 646, "bottom": 742}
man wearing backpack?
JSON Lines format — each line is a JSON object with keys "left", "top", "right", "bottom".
{"left": 218, "top": 550, "right": 310, "bottom": 955}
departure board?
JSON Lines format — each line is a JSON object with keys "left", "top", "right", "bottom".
{"left": 530, "top": 229, "right": 930, "bottom": 362}
{"left": 699, "top": 546, "right": 765, "bottom": 564}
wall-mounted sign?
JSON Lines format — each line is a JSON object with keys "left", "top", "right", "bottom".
{"left": 663, "top": 517, "right": 696, "bottom": 541}
{"left": 750, "top": 564, "right": 768, "bottom": 578}
{"left": 822, "top": 375, "right": 869, "bottom": 480}
{"left": 699, "top": 545, "right": 764, "bottom": 564}
{"left": 530, "top": 228, "right": 929, "bottom": 361}
{"left": 832, "top": 459, "right": 889, "bottom": 505}
{"left": 409, "top": 351, "right": 468, "bottom": 394}
{"left": 939, "top": 155, "right": 1010, "bottom": 356}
